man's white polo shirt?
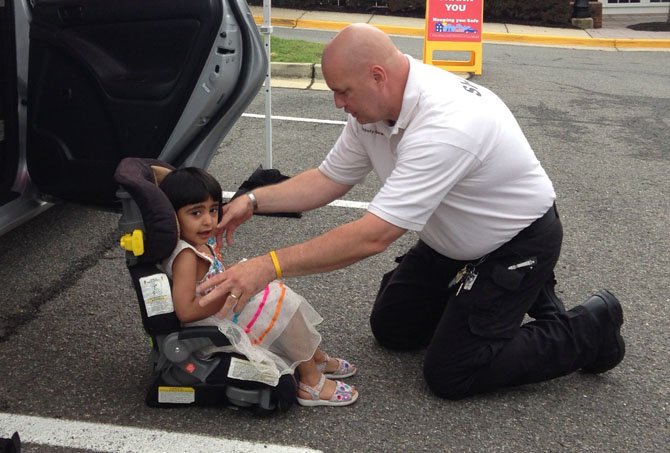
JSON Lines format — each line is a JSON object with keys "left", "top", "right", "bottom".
{"left": 319, "top": 56, "right": 555, "bottom": 260}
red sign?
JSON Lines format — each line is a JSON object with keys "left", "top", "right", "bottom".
{"left": 426, "top": 0, "right": 483, "bottom": 42}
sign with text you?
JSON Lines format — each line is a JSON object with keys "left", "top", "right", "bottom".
{"left": 423, "top": 0, "right": 484, "bottom": 74}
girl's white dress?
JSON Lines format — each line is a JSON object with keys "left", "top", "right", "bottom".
{"left": 160, "top": 239, "right": 323, "bottom": 385}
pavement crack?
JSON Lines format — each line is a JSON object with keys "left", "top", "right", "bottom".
{"left": 0, "top": 230, "right": 119, "bottom": 343}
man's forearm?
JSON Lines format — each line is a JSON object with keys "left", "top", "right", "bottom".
{"left": 269, "top": 213, "right": 406, "bottom": 278}
{"left": 196, "top": 213, "right": 405, "bottom": 314}
{"left": 252, "top": 168, "right": 351, "bottom": 214}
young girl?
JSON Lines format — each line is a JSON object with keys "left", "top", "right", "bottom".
{"left": 158, "top": 167, "right": 358, "bottom": 407}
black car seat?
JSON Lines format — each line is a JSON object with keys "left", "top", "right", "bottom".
{"left": 114, "top": 157, "right": 296, "bottom": 414}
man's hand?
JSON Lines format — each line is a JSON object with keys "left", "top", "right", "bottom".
{"left": 196, "top": 254, "right": 276, "bottom": 318}
{"left": 217, "top": 194, "right": 254, "bottom": 246}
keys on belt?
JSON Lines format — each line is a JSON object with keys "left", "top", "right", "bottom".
{"left": 448, "top": 256, "right": 537, "bottom": 296}
{"left": 449, "top": 263, "right": 478, "bottom": 296}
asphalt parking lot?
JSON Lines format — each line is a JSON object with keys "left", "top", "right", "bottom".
{"left": 0, "top": 41, "right": 669, "bottom": 452}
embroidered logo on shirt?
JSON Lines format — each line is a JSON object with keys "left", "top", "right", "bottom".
{"left": 361, "top": 126, "right": 384, "bottom": 136}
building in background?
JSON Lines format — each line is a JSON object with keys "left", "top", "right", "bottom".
{"left": 602, "top": 0, "right": 668, "bottom": 14}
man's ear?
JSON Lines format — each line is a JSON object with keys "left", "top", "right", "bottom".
{"left": 371, "top": 64, "right": 387, "bottom": 84}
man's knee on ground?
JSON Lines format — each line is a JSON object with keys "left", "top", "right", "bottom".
{"left": 423, "top": 357, "right": 472, "bottom": 401}
{"left": 370, "top": 312, "right": 425, "bottom": 350}
{"left": 370, "top": 315, "right": 409, "bottom": 350}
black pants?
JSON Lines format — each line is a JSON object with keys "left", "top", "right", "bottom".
{"left": 370, "top": 205, "right": 602, "bottom": 399}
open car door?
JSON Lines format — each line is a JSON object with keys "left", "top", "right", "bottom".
{"left": 18, "top": 0, "right": 265, "bottom": 208}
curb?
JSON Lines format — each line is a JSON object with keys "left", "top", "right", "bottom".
{"left": 264, "top": 14, "right": 669, "bottom": 87}
{"left": 484, "top": 32, "right": 670, "bottom": 49}
{"left": 270, "top": 62, "right": 470, "bottom": 90}
{"left": 255, "top": 16, "right": 670, "bottom": 50}
{"left": 270, "top": 62, "right": 326, "bottom": 90}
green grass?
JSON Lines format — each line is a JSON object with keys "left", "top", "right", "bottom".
{"left": 270, "top": 36, "right": 325, "bottom": 63}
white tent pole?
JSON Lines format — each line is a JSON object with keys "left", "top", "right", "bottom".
{"left": 260, "top": 0, "right": 273, "bottom": 169}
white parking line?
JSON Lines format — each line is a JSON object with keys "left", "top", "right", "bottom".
{"left": 233, "top": 114, "right": 368, "bottom": 210}
{"left": 0, "top": 413, "right": 320, "bottom": 453}
{"left": 324, "top": 198, "right": 369, "bottom": 209}
{"left": 242, "top": 113, "right": 346, "bottom": 126}
{"left": 222, "top": 191, "right": 369, "bottom": 210}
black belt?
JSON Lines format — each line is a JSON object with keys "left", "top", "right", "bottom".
{"left": 416, "top": 203, "right": 559, "bottom": 262}
{"left": 514, "top": 203, "right": 559, "bottom": 240}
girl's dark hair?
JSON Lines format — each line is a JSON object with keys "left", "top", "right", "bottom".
{"left": 159, "top": 167, "right": 222, "bottom": 211}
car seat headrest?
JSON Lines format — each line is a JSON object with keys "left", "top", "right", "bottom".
{"left": 114, "top": 158, "right": 178, "bottom": 264}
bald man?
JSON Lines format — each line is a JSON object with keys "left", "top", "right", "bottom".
{"left": 199, "top": 24, "right": 625, "bottom": 400}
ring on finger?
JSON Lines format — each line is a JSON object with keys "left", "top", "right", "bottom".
{"left": 229, "top": 293, "right": 240, "bottom": 300}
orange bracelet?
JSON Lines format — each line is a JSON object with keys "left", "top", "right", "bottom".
{"left": 269, "top": 250, "right": 282, "bottom": 279}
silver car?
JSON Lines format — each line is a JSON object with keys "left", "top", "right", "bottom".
{"left": 1, "top": 0, "right": 266, "bottom": 235}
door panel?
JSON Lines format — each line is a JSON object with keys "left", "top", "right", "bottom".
{"left": 1, "top": 0, "right": 19, "bottom": 199}
{"left": 27, "top": 0, "right": 223, "bottom": 205}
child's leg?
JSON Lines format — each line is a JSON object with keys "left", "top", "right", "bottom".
{"left": 266, "top": 310, "right": 321, "bottom": 365}
{"left": 297, "top": 358, "right": 331, "bottom": 395}
{"left": 313, "top": 348, "right": 326, "bottom": 363}
{"left": 296, "top": 358, "right": 358, "bottom": 407}
{"left": 266, "top": 309, "right": 355, "bottom": 377}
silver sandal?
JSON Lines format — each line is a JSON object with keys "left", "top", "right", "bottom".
{"left": 297, "top": 374, "right": 358, "bottom": 407}
{"left": 316, "top": 353, "right": 357, "bottom": 379}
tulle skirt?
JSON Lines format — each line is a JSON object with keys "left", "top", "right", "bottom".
{"left": 186, "top": 280, "right": 323, "bottom": 385}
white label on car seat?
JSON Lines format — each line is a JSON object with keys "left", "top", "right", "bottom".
{"left": 139, "top": 273, "right": 174, "bottom": 317}
{"left": 228, "top": 357, "right": 280, "bottom": 386}
{"left": 158, "top": 386, "right": 195, "bottom": 404}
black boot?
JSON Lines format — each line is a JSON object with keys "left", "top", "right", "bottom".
{"left": 527, "top": 273, "right": 566, "bottom": 320}
{"left": 581, "top": 290, "right": 625, "bottom": 374}
{"left": 0, "top": 432, "right": 20, "bottom": 453}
